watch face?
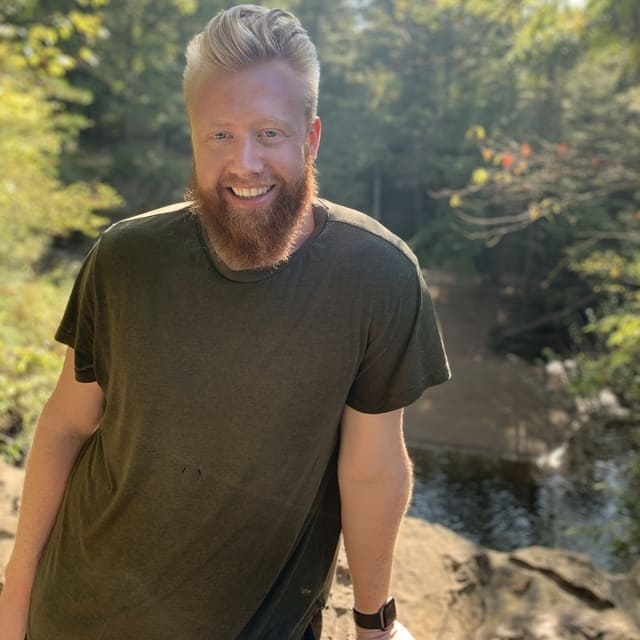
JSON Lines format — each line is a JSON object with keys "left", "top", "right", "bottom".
{"left": 382, "top": 597, "right": 397, "bottom": 627}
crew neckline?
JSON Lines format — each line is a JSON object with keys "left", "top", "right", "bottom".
{"left": 194, "top": 200, "right": 329, "bottom": 283}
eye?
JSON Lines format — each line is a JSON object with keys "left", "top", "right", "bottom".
{"left": 209, "top": 131, "right": 228, "bottom": 141}
{"left": 260, "top": 129, "right": 280, "bottom": 139}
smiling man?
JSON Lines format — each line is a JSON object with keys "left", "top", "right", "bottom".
{"left": 188, "top": 58, "right": 320, "bottom": 271}
{"left": 0, "top": 5, "right": 450, "bottom": 640}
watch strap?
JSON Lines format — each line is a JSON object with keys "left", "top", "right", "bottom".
{"left": 353, "top": 596, "right": 397, "bottom": 630}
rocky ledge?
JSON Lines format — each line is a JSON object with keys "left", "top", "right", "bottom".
{"left": 324, "top": 518, "right": 640, "bottom": 639}
{"left": 1, "top": 460, "right": 638, "bottom": 639}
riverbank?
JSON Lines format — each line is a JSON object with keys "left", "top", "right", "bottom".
{"left": 322, "top": 517, "right": 640, "bottom": 639}
{"left": 404, "top": 271, "right": 573, "bottom": 460}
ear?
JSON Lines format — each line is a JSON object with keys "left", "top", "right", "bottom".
{"left": 306, "top": 116, "right": 322, "bottom": 160}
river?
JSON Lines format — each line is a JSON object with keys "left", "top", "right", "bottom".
{"left": 408, "top": 425, "right": 638, "bottom": 572}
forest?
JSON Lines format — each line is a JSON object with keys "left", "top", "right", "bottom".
{"left": 1, "top": 0, "right": 638, "bottom": 562}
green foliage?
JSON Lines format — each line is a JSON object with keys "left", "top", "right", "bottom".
{"left": 0, "top": 271, "right": 72, "bottom": 461}
{"left": 572, "top": 252, "right": 640, "bottom": 408}
{"left": 67, "top": 0, "right": 225, "bottom": 213}
{"left": 0, "top": 1, "right": 120, "bottom": 460}
{"left": 614, "top": 453, "right": 640, "bottom": 564}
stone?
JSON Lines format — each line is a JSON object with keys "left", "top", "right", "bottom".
{"left": 545, "top": 360, "right": 570, "bottom": 390}
{"left": 509, "top": 546, "right": 616, "bottom": 608}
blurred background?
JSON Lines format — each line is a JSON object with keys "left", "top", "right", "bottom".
{"left": 0, "top": 0, "right": 638, "bottom": 571}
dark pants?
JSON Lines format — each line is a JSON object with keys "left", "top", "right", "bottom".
{"left": 302, "top": 609, "right": 323, "bottom": 640}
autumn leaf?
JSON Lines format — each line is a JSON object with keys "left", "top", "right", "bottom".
{"left": 472, "top": 168, "right": 490, "bottom": 185}
{"left": 501, "top": 152, "right": 514, "bottom": 169}
{"left": 481, "top": 148, "right": 494, "bottom": 162}
{"left": 465, "top": 125, "right": 486, "bottom": 141}
{"left": 520, "top": 142, "right": 532, "bottom": 157}
{"left": 557, "top": 143, "right": 568, "bottom": 155}
{"left": 528, "top": 204, "right": 541, "bottom": 221}
{"left": 449, "top": 194, "right": 463, "bottom": 208}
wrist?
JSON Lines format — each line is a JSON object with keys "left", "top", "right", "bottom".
{"left": 353, "top": 596, "right": 396, "bottom": 631}
{"left": 2, "top": 560, "right": 36, "bottom": 602}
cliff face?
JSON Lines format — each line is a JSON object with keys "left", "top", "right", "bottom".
{"left": 323, "top": 517, "right": 640, "bottom": 640}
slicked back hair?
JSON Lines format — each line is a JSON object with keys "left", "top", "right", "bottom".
{"left": 183, "top": 4, "right": 320, "bottom": 125}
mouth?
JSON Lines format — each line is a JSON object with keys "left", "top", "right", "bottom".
{"left": 227, "top": 185, "right": 276, "bottom": 200}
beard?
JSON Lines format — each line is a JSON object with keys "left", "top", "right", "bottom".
{"left": 188, "top": 156, "right": 317, "bottom": 271}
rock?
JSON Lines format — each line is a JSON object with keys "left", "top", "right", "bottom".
{"left": 321, "top": 521, "right": 491, "bottom": 640}
{"left": 576, "top": 388, "right": 631, "bottom": 421}
{"left": 323, "top": 520, "right": 640, "bottom": 640}
{"left": 509, "top": 546, "right": 615, "bottom": 608}
{"left": 545, "top": 360, "right": 571, "bottom": 390}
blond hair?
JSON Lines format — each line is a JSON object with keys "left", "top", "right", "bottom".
{"left": 184, "top": 4, "right": 320, "bottom": 124}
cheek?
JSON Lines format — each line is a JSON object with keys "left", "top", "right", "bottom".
{"left": 276, "top": 147, "right": 307, "bottom": 178}
{"left": 193, "top": 153, "right": 222, "bottom": 188}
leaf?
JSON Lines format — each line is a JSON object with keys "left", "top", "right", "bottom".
{"left": 481, "top": 148, "right": 494, "bottom": 162}
{"left": 501, "top": 152, "right": 514, "bottom": 169}
{"left": 472, "top": 168, "right": 490, "bottom": 185}
{"left": 465, "top": 125, "right": 486, "bottom": 141}
{"left": 449, "top": 194, "right": 463, "bottom": 208}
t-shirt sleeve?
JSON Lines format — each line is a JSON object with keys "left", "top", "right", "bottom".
{"left": 346, "top": 263, "right": 450, "bottom": 414}
{"left": 54, "top": 241, "right": 101, "bottom": 383}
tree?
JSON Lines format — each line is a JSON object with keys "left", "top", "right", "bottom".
{"left": 68, "top": 0, "right": 227, "bottom": 214}
{"left": 0, "top": 0, "right": 120, "bottom": 460}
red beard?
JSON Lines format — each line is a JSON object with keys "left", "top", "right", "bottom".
{"left": 189, "top": 156, "right": 317, "bottom": 271}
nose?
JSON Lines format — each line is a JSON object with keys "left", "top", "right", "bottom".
{"left": 230, "top": 135, "right": 264, "bottom": 175}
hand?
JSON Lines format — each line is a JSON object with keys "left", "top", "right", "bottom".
{"left": 356, "top": 620, "right": 415, "bottom": 640}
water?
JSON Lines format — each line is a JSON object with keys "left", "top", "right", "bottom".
{"left": 408, "top": 430, "right": 638, "bottom": 572}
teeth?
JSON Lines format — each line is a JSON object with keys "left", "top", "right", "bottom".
{"left": 231, "top": 186, "right": 272, "bottom": 199}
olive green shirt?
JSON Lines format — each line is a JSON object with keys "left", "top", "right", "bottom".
{"left": 28, "top": 199, "right": 450, "bottom": 639}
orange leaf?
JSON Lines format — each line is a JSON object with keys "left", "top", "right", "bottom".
{"left": 482, "top": 148, "right": 494, "bottom": 162}
{"left": 501, "top": 152, "right": 514, "bottom": 169}
{"left": 520, "top": 142, "right": 532, "bottom": 157}
{"left": 557, "top": 143, "right": 567, "bottom": 155}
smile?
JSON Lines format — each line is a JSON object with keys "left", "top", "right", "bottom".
{"left": 229, "top": 185, "right": 275, "bottom": 199}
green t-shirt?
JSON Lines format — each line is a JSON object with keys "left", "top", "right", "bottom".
{"left": 28, "top": 199, "right": 450, "bottom": 639}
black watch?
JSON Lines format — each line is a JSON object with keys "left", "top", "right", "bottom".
{"left": 353, "top": 596, "right": 397, "bottom": 631}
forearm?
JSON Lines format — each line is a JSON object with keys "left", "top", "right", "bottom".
{"left": 338, "top": 454, "right": 412, "bottom": 613}
{"left": 3, "top": 407, "right": 92, "bottom": 601}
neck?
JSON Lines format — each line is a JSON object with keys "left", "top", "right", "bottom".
{"left": 289, "top": 204, "right": 315, "bottom": 255}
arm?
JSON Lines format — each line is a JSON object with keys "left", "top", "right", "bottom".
{"left": 338, "top": 405, "right": 415, "bottom": 640}
{"left": 0, "top": 348, "right": 104, "bottom": 638}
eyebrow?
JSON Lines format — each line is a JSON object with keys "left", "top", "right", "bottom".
{"left": 204, "top": 118, "right": 294, "bottom": 130}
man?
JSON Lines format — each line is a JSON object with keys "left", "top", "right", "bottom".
{"left": 0, "top": 5, "right": 450, "bottom": 639}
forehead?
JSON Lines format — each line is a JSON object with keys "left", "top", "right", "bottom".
{"left": 189, "top": 60, "right": 307, "bottom": 130}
